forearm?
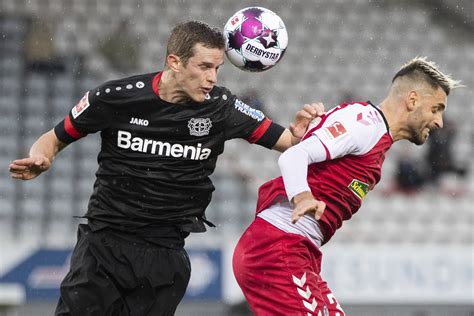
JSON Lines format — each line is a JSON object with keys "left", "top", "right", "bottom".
{"left": 272, "top": 129, "right": 299, "bottom": 152}
{"left": 273, "top": 116, "right": 324, "bottom": 152}
{"left": 278, "top": 145, "right": 311, "bottom": 201}
{"left": 279, "top": 136, "right": 328, "bottom": 201}
{"left": 29, "top": 129, "right": 67, "bottom": 161}
{"left": 10, "top": 129, "right": 68, "bottom": 180}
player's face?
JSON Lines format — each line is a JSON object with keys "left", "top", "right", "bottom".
{"left": 176, "top": 43, "right": 224, "bottom": 103}
{"left": 406, "top": 87, "right": 447, "bottom": 145}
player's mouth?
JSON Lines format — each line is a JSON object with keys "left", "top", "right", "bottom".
{"left": 201, "top": 87, "right": 212, "bottom": 94}
{"left": 424, "top": 128, "right": 430, "bottom": 138}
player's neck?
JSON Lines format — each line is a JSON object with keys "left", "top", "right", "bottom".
{"left": 379, "top": 97, "right": 409, "bottom": 142}
{"left": 158, "top": 69, "right": 191, "bottom": 104}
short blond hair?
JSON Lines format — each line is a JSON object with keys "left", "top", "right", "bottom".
{"left": 392, "top": 57, "right": 463, "bottom": 96}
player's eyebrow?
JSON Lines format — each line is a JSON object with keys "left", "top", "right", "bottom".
{"left": 438, "top": 103, "right": 446, "bottom": 111}
{"left": 200, "top": 62, "right": 217, "bottom": 67}
{"left": 200, "top": 61, "right": 224, "bottom": 68}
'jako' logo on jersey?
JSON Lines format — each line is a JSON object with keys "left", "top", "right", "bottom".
{"left": 117, "top": 130, "right": 212, "bottom": 160}
{"left": 188, "top": 118, "right": 212, "bottom": 136}
{"left": 129, "top": 117, "right": 149, "bottom": 126}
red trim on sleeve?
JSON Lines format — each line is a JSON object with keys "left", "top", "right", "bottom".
{"left": 152, "top": 72, "right": 163, "bottom": 97}
{"left": 302, "top": 117, "right": 327, "bottom": 141}
{"left": 319, "top": 138, "right": 331, "bottom": 160}
{"left": 64, "top": 116, "right": 84, "bottom": 139}
{"left": 247, "top": 118, "right": 272, "bottom": 144}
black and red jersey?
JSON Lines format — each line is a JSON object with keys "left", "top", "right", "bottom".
{"left": 54, "top": 72, "right": 284, "bottom": 233}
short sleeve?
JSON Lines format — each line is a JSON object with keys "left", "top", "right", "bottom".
{"left": 311, "top": 104, "right": 383, "bottom": 159}
{"left": 225, "top": 97, "right": 284, "bottom": 149}
{"left": 54, "top": 88, "right": 114, "bottom": 144}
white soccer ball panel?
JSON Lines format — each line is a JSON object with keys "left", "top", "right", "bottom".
{"left": 226, "top": 48, "right": 246, "bottom": 68}
{"left": 276, "top": 28, "right": 288, "bottom": 49}
{"left": 224, "top": 12, "right": 245, "bottom": 32}
{"left": 260, "top": 11, "right": 282, "bottom": 30}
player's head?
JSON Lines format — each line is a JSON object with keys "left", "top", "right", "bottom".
{"left": 165, "top": 21, "right": 225, "bottom": 103}
{"left": 389, "top": 57, "right": 462, "bottom": 145}
{"left": 166, "top": 21, "right": 225, "bottom": 66}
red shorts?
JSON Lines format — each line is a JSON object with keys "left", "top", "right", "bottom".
{"left": 233, "top": 217, "right": 345, "bottom": 316}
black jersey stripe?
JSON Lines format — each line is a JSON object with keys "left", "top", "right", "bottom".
{"left": 254, "top": 121, "right": 286, "bottom": 149}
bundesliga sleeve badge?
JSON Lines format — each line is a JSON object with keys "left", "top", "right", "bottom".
{"left": 71, "top": 92, "right": 91, "bottom": 119}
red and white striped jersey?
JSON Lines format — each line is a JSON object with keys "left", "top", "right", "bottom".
{"left": 256, "top": 102, "right": 393, "bottom": 244}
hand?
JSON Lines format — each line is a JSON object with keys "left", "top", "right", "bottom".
{"left": 9, "top": 156, "right": 51, "bottom": 180}
{"left": 291, "top": 191, "right": 326, "bottom": 224}
{"left": 290, "top": 102, "right": 325, "bottom": 140}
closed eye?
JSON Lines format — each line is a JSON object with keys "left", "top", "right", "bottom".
{"left": 432, "top": 103, "right": 446, "bottom": 114}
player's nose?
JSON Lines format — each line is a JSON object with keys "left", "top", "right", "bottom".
{"left": 434, "top": 113, "right": 443, "bottom": 129}
{"left": 207, "top": 69, "right": 218, "bottom": 84}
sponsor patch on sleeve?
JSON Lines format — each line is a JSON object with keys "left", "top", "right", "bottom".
{"left": 324, "top": 121, "right": 347, "bottom": 139}
{"left": 234, "top": 99, "right": 265, "bottom": 122}
{"left": 71, "top": 92, "right": 90, "bottom": 119}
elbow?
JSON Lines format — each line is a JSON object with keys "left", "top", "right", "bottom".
{"left": 278, "top": 146, "right": 310, "bottom": 172}
{"left": 278, "top": 150, "right": 291, "bottom": 170}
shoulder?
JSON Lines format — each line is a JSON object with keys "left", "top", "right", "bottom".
{"left": 324, "top": 102, "right": 387, "bottom": 152}
{"left": 309, "top": 102, "right": 383, "bottom": 146}
{"left": 88, "top": 72, "right": 157, "bottom": 105}
{"left": 325, "top": 102, "right": 371, "bottom": 119}
{"left": 323, "top": 102, "right": 381, "bottom": 128}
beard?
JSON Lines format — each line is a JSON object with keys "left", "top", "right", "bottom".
{"left": 407, "top": 125, "right": 426, "bottom": 145}
{"left": 406, "top": 110, "right": 428, "bottom": 145}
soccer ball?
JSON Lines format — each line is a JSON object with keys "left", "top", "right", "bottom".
{"left": 223, "top": 7, "right": 288, "bottom": 72}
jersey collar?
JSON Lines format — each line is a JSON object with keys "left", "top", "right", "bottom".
{"left": 152, "top": 72, "right": 162, "bottom": 97}
{"left": 367, "top": 100, "right": 390, "bottom": 134}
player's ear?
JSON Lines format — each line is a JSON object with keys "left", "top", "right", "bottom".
{"left": 166, "top": 54, "right": 181, "bottom": 72}
{"left": 406, "top": 90, "right": 418, "bottom": 111}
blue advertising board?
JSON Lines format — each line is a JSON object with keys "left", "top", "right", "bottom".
{"left": 0, "top": 248, "right": 222, "bottom": 301}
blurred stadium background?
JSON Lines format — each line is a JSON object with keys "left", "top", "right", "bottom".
{"left": 0, "top": 0, "right": 472, "bottom": 315}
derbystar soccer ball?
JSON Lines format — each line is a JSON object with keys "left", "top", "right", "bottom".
{"left": 223, "top": 7, "right": 288, "bottom": 72}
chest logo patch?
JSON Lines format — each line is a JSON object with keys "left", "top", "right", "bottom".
{"left": 348, "top": 179, "right": 370, "bottom": 200}
{"left": 188, "top": 118, "right": 212, "bottom": 136}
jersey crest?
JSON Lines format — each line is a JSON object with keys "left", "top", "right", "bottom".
{"left": 188, "top": 118, "right": 213, "bottom": 136}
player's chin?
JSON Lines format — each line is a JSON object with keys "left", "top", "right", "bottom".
{"left": 412, "top": 133, "right": 427, "bottom": 146}
{"left": 192, "top": 92, "right": 207, "bottom": 103}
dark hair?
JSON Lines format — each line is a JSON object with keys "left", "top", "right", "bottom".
{"left": 392, "top": 57, "right": 461, "bottom": 96}
{"left": 166, "top": 20, "right": 225, "bottom": 65}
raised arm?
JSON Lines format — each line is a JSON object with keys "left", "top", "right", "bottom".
{"left": 9, "top": 129, "right": 68, "bottom": 180}
{"left": 278, "top": 136, "right": 328, "bottom": 223}
{"left": 272, "top": 103, "right": 325, "bottom": 152}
